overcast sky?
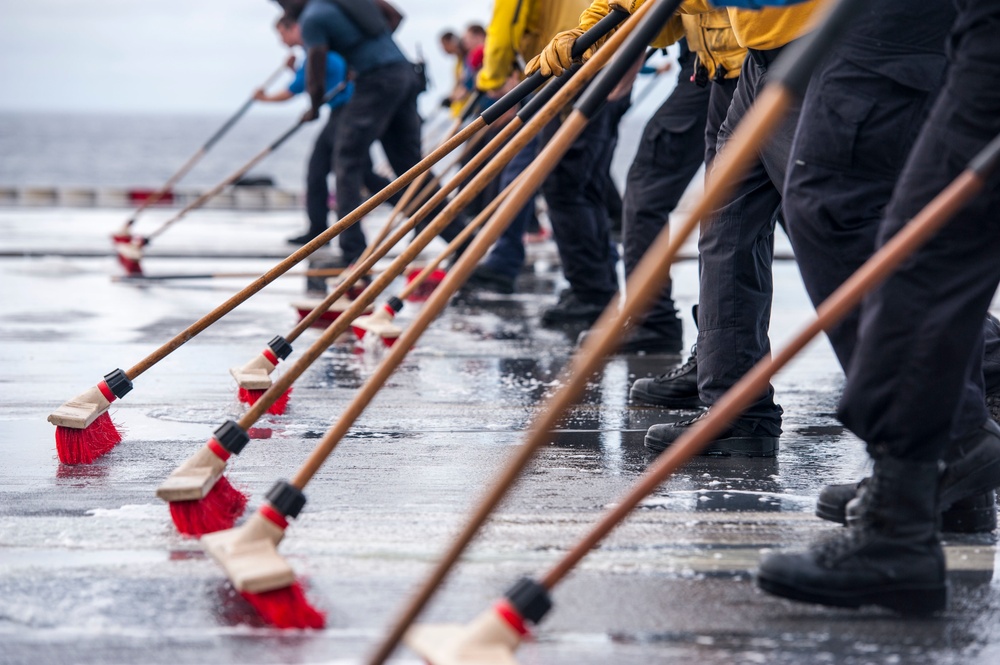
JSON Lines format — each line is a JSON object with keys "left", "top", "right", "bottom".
{"left": 0, "top": 0, "right": 490, "bottom": 115}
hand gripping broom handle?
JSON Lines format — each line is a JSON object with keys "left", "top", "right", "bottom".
{"left": 283, "top": 73, "right": 570, "bottom": 343}
{"left": 240, "top": 66, "right": 591, "bottom": 427}
{"left": 542, "top": 132, "right": 1000, "bottom": 592}
{"left": 123, "top": 60, "right": 288, "bottom": 229}
{"left": 142, "top": 82, "right": 350, "bottom": 245}
{"left": 367, "top": 0, "right": 866, "bottom": 660}
{"left": 118, "top": 15, "right": 626, "bottom": 382}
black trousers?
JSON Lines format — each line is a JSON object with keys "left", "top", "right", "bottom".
{"left": 334, "top": 61, "right": 463, "bottom": 262}
{"left": 838, "top": 0, "right": 1000, "bottom": 461}
{"left": 305, "top": 108, "right": 394, "bottom": 236}
{"left": 540, "top": 96, "right": 631, "bottom": 303}
{"left": 622, "top": 70, "right": 736, "bottom": 334}
{"left": 698, "top": 49, "right": 801, "bottom": 427}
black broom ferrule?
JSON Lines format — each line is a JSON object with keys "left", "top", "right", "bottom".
{"left": 103, "top": 368, "right": 134, "bottom": 399}
{"left": 268, "top": 335, "right": 293, "bottom": 360}
{"left": 266, "top": 480, "right": 307, "bottom": 518}
{"left": 386, "top": 296, "right": 404, "bottom": 313}
{"left": 504, "top": 577, "right": 552, "bottom": 625}
{"left": 214, "top": 420, "right": 250, "bottom": 455}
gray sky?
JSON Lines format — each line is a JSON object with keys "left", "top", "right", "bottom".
{"left": 0, "top": 0, "right": 490, "bottom": 115}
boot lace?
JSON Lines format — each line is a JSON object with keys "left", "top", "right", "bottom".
{"left": 654, "top": 345, "right": 698, "bottom": 383}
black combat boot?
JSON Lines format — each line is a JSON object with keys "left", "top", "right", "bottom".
{"left": 629, "top": 345, "right": 704, "bottom": 408}
{"left": 816, "top": 420, "right": 1000, "bottom": 532}
{"left": 758, "top": 455, "right": 947, "bottom": 615}
{"left": 644, "top": 408, "right": 781, "bottom": 457}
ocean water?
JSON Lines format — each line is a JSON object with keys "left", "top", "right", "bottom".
{"left": 0, "top": 70, "right": 677, "bottom": 192}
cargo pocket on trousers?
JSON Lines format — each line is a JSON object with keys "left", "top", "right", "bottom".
{"left": 796, "top": 88, "right": 875, "bottom": 170}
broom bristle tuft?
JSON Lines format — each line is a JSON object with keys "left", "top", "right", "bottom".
{"left": 237, "top": 386, "right": 293, "bottom": 415}
{"left": 241, "top": 581, "right": 326, "bottom": 629}
{"left": 405, "top": 269, "right": 447, "bottom": 302}
{"left": 169, "top": 476, "right": 248, "bottom": 536}
{"left": 55, "top": 412, "right": 123, "bottom": 465}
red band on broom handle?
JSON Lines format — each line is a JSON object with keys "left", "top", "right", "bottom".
{"left": 96, "top": 380, "right": 116, "bottom": 403}
{"left": 260, "top": 504, "right": 289, "bottom": 529}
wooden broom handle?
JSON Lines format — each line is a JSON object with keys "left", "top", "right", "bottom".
{"left": 238, "top": 117, "right": 540, "bottom": 428}
{"left": 123, "top": 118, "right": 484, "bottom": 380}
{"left": 284, "top": 121, "right": 511, "bottom": 342}
{"left": 398, "top": 171, "right": 518, "bottom": 300}
{"left": 124, "top": 60, "right": 288, "bottom": 227}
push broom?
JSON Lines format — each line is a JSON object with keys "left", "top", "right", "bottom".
{"left": 112, "top": 60, "right": 289, "bottom": 264}
{"left": 47, "top": 16, "right": 624, "bottom": 465}
{"left": 226, "top": 71, "right": 577, "bottom": 415}
{"left": 350, "top": 171, "right": 522, "bottom": 346}
{"left": 180, "top": 0, "right": 650, "bottom": 629}
{"left": 407, "top": 94, "right": 1000, "bottom": 665}
{"left": 237, "top": 126, "right": 492, "bottom": 416}
{"left": 114, "top": 81, "right": 349, "bottom": 276}
{"left": 157, "top": 57, "right": 592, "bottom": 538}
{"left": 358, "top": 0, "right": 870, "bottom": 661}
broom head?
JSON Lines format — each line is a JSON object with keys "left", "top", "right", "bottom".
{"left": 203, "top": 503, "right": 325, "bottom": 629}
{"left": 49, "top": 380, "right": 124, "bottom": 465}
{"left": 406, "top": 602, "right": 526, "bottom": 665}
{"left": 405, "top": 267, "right": 448, "bottom": 302}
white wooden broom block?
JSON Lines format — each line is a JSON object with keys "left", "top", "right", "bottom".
{"left": 353, "top": 307, "right": 402, "bottom": 339}
{"left": 229, "top": 352, "right": 278, "bottom": 390}
{"left": 115, "top": 241, "right": 143, "bottom": 261}
{"left": 291, "top": 296, "right": 375, "bottom": 317}
{"left": 155, "top": 444, "right": 228, "bottom": 502}
{"left": 47, "top": 385, "right": 112, "bottom": 429}
{"left": 202, "top": 510, "right": 295, "bottom": 593}
{"left": 405, "top": 608, "right": 523, "bottom": 665}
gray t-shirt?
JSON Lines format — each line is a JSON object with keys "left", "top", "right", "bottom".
{"left": 300, "top": 0, "right": 406, "bottom": 75}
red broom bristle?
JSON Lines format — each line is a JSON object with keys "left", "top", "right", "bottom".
{"left": 240, "top": 581, "right": 326, "bottom": 629}
{"left": 237, "top": 386, "right": 293, "bottom": 415}
{"left": 55, "top": 411, "right": 122, "bottom": 465}
{"left": 116, "top": 253, "right": 143, "bottom": 276}
{"left": 405, "top": 269, "right": 447, "bottom": 302}
{"left": 168, "top": 476, "right": 248, "bottom": 536}
{"left": 351, "top": 325, "right": 367, "bottom": 340}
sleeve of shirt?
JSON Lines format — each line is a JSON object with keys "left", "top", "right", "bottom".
{"left": 288, "top": 65, "right": 307, "bottom": 95}
{"left": 476, "top": 0, "right": 519, "bottom": 92}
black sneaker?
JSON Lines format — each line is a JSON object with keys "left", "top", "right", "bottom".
{"left": 465, "top": 265, "right": 516, "bottom": 295}
{"left": 644, "top": 409, "right": 780, "bottom": 457}
{"left": 577, "top": 323, "right": 683, "bottom": 355}
{"left": 629, "top": 346, "right": 704, "bottom": 408}
{"left": 540, "top": 290, "right": 612, "bottom": 327}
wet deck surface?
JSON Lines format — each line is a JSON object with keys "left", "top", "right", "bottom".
{"left": 2, "top": 207, "right": 1000, "bottom": 665}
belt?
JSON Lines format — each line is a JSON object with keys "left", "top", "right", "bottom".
{"left": 747, "top": 44, "right": 787, "bottom": 68}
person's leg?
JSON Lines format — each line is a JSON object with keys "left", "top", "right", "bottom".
{"left": 379, "top": 66, "right": 467, "bottom": 246}
{"left": 297, "top": 111, "right": 338, "bottom": 242}
{"left": 759, "top": 1, "right": 1000, "bottom": 610}
{"left": 622, "top": 74, "right": 709, "bottom": 342}
{"left": 784, "top": 58, "right": 938, "bottom": 372}
{"left": 540, "top": 102, "right": 622, "bottom": 325}
{"left": 472, "top": 135, "right": 539, "bottom": 288}
{"left": 334, "top": 65, "right": 411, "bottom": 263}
{"left": 645, "top": 51, "right": 801, "bottom": 456}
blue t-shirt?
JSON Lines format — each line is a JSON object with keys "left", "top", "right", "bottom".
{"left": 299, "top": 0, "right": 406, "bottom": 75}
{"left": 288, "top": 51, "right": 352, "bottom": 109}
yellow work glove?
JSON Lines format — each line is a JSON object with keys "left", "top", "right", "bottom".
{"left": 525, "top": 27, "right": 587, "bottom": 78}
